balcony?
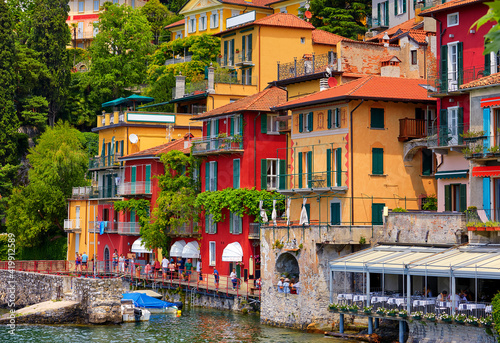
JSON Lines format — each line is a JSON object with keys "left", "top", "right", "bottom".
{"left": 427, "top": 123, "right": 469, "bottom": 149}
{"left": 164, "top": 52, "right": 193, "bottom": 66}
{"left": 277, "top": 52, "right": 338, "bottom": 81}
{"left": 88, "top": 153, "right": 123, "bottom": 170}
{"left": 70, "top": 185, "right": 120, "bottom": 199}
{"left": 235, "top": 51, "right": 253, "bottom": 66}
{"left": 192, "top": 136, "right": 243, "bottom": 155}
{"left": 277, "top": 116, "right": 291, "bottom": 132}
{"left": 367, "top": 17, "right": 388, "bottom": 30}
{"left": 464, "top": 135, "right": 500, "bottom": 160}
{"left": 398, "top": 118, "right": 427, "bottom": 142}
{"left": 214, "top": 71, "right": 257, "bottom": 86}
{"left": 71, "top": 186, "right": 92, "bottom": 199}
{"left": 97, "top": 112, "right": 126, "bottom": 127}
{"left": 64, "top": 219, "right": 82, "bottom": 233}
{"left": 118, "top": 222, "right": 141, "bottom": 235}
{"left": 277, "top": 171, "right": 349, "bottom": 195}
{"left": 217, "top": 56, "right": 235, "bottom": 68}
{"left": 89, "top": 221, "right": 119, "bottom": 234}
{"left": 427, "top": 66, "right": 489, "bottom": 96}
{"left": 165, "top": 221, "right": 201, "bottom": 236}
{"left": 248, "top": 223, "right": 260, "bottom": 239}
{"left": 118, "top": 181, "right": 152, "bottom": 196}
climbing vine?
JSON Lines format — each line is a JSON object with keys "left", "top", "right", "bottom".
{"left": 194, "top": 188, "right": 285, "bottom": 223}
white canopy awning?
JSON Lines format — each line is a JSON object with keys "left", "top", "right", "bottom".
{"left": 182, "top": 241, "right": 200, "bottom": 259}
{"left": 169, "top": 240, "right": 186, "bottom": 257}
{"left": 222, "top": 242, "right": 243, "bottom": 262}
{"left": 131, "top": 238, "right": 152, "bottom": 254}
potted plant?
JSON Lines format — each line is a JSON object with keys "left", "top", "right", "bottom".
{"left": 424, "top": 312, "right": 436, "bottom": 321}
{"left": 398, "top": 309, "right": 408, "bottom": 318}
{"left": 339, "top": 304, "right": 349, "bottom": 313}
{"left": 461, "top": 130, "right": 486, "bottom": 141}
{"left": 387, "top": 309, "right": 398, "bottom": 317}
{"left": 412, "top": 311, "right": 423, "bottom": 320}
{"left": 438, "top": 312, "right": 453, "bottom": 322}
{"left": 348, "top": 304, "right": 359, "bottom": 313}
{"left": 376, "top": 307, "right": 387, "bottom": 316}
{"left": 479, "top": 315, "right": 493, "bottom": 327}
{"left": 484, "top": 221, "right": 500, "bottom": 231}
{"left": 462, "top": 147, "right": 473, "bottom": 158}
{"left": 465, "top": 315, "right": 479, "bottom": 326}
{"left": 329, "top": 303, "right": 339, "bottom": 312}
{"left": 489, "top": 145, "right": 500, "bottom": 156}
{"left": 235, "top": 48, "right": 240, "bottom": 53}
{"left": 454, "top": 313, "right": 467, "bottom": 324}
{"left": 363, "top": 306, "right": 373, "bottom": 314}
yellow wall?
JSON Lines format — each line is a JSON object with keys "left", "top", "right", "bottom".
{"left": 285, "top": 100, "right": 437, "bottom": 225}
{"left": 66, "top": 200, "right": 98, "bottom": 264}
{"left": 271, "top": 0, "right": 304, "bottom": 16}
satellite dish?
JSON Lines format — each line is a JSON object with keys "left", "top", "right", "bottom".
{"left": 305, "top": 10, "right": 312, "bottom": 19}
{"left": 328, "top": 77, "right": 337, "bottom": 88}
{"left": 129, "top": 134, "right": 138, "bottom": 144}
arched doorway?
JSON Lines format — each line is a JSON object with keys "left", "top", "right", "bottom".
{"left": 104, "top": 246, "right": 110, "bottom": 272}
{"left": 275, "top": 252, "right": 300, "bottom": 281}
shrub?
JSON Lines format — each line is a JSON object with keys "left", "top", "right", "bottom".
{"left": 392, "top": 207, "right": 407, "bottom": 212}
{"left": 492, "top": 291, "right": 500, "bottom": 335}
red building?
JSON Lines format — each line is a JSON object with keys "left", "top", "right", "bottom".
{"left": 191, "top": 86, "right": 288, "bottom": 280}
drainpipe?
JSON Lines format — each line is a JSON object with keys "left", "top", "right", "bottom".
{"left": 350, "top": 100, "right": 364, "bottom": 225}
{"left": 254, "top": 112, "right": 262, "bottom": 187}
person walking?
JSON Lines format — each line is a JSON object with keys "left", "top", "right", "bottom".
{"left": 196, "top": 259, "right": 202, "bottom": 281}
{"left": 185, "top": 259, "right": 193, "bottom": 282}
{"left": 213, "top": 267, "right": 219, "bottom": 288}
{"left": 81, "top": 252, "right": 88, "bottom": 271}
{"left": 230, "top": 268, "right": 238, "bottom": 290}
{"left": 162, "top": 256, "right": 169, "bottom": 277}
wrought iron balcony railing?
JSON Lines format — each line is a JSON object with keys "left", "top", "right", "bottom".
{"left": 276, "top": 170, "right": 348, "bottom": 192}
{"left": 89, "top": 153, "right": 123, "bottom": 170}
{"left": 192, "top": 135, "right": 243, "bottom": 155}
{"left": 89, "top": 221, "right": 119, "bottom": 234}
{"left": 64, "top": 219, "right": 82, "bottom": 232}
{"left": 277, "top": 52, "right": 338, "bottom": 81}
{"left": 426, "top": 123, "right": 469, "bottom": 148}
{"left": 118, "top": 181, "right": 152, "bottom": 196}
{"left": 427, "top": 66, "right": 489, "bottom": 95}
{"left": 118, "top": 222, "right": 141, "bottom": 235}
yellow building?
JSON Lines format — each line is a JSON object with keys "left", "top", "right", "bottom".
{"left": 272, "top": 75, "right": 438, "bottom": 226}
{"left": 65, "top": 101, "right": 202, "bottom": 263}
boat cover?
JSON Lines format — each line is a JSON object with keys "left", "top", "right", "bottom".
{"left": 122, "top": 293, "right": 177, "bottom": 309}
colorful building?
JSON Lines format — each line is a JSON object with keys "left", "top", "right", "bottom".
{"left": 190, "top": 86, "right": 287, "bottom": 279}
{"left": 419, "top": 0, "right": 494, "bottom": 212}
{"left": 272, "top": 75, "right": 437, "bottom": 226}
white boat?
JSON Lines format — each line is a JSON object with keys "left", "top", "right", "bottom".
{"left": 121, "top": 299, "right": 151, "bottom": 322}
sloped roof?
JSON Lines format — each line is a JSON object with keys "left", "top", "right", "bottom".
{"left": 312, "top": 29, "right": 348, "bottom": 45}
{"left": 273, "top": 75, "right": 436, "bottom": 110}
{"left": 420, "top": 0, "right": 486, "bottom": 16}
{"left": 165, "top": 19, "right": 185, "bottom": 29}
{"left": 192, "top": 86, "right": 287, "bottom": 120}
{"left": 390, "top": 29, "right": 432, "bottom": 44}
{"left": 460, "top": 72, "right": 500, "bottom": 90}
{"left": 121, "top": 134, "right": 194, "bottom": 160}
{"left": 368, "top": 19, "right": 423, "bottom": 42}
{"left": 219, "top": 0, "right": 282, "bottom": 9}
{"left": 215, "top": 12, "right": 314, "bottom": 35}
{"left": 381, "top": 55, "right": 401, "bottom": 63}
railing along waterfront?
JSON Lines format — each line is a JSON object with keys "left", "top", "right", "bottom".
{"left": 277, "top": 52, "right": 338, "bottom": 81}
{"left": 192, "top": 135, "right": 243, "bottom": 155}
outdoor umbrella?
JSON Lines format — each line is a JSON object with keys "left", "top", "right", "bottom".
{"left": 299, "top": 198, "right": 308, "bottom": 225}
{"left": 259, "top": 200, "right": 268, "bottom": 223}
{"left": 272, "top": 199, "right": 277, "bottom": 226}
{"left": 126, "top": 94, "right": 154, "bottom": 110}
{"left": 286, "top": 198, "right": 291, "bottom": 226}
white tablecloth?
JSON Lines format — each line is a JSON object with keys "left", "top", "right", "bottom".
{"left": 459, "top": 303, "right": 485, "bottom": 311}
{"left": 337, "top": 293, "right": 354, "bottom": 301}
{"left": 388, "top": 298, "right": 406, "bottom": 306}
{"left": 413, "top": 299, "right": 435, "bottom": 307}
{"left": 371, "top": 296, "right": 389, "bottom": 304}
{"left": 353, "top": 295, "right": 367, "bottom": 302}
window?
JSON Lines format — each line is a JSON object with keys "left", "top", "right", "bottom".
{"left": 440, "top": 106, "right": 462, "bottom": 146}
{"left": 280, "top": 7, "right": 287, "bottom": 13}
{"left": 330, "top": 201, "right": 341, "bottom": 225}
{"left": 79, "top": 0, "right": 84, "bottom": 12}
{"left": 300, "top": 37, "right": 305, "bottom": 44}
{"left": 233, "top": 159, "right": 240, "bottom": 189}
{"left": 266, "top": 114, "right": 279, "bottom": 133}
{"left": 188, "top": 17, "right": 196, "bottom": 33}
{"left": 298, "top": 112, "right": 314, "bottom": 132}
{"left": 223, "top": 39, "right": 235, "bottom": 66}
{"left": 209, "top": 241, "right": 216, "bottom": 266}
{"left": 206, "top": 214, "right": 217, "bottom": 234}
{"left": 372, "top": 148, "right": 384, "bottom": 175}
{"left": 93, "top": 21, "right": 99, "bottom": 37}
{"left": 199, "top": 14, "right": 207, "bottom": 31}
{"left": 422, "top": 148, "right": 433, "bottom": 176}
{"left": 440, "top": 42, "right": 463, "bottom": 91}
{"left": 370, "top": 108, "right": 384, "bottom": 128}
{"left": 205, "top": 161, "right": 218, "bottom": 191}
{"left": 327, "top": 148, "right": 342, "bottom": 187}
{"left": 75, "top": 206, "right": 81, "bottom": 228}
{"left": 231, "top": 115, "right": 242, "bottom": 135}
{"left": 175, "top": 32, "right": 183, "bottom": 40}
{"left": 395, "top": 0, "right": 406, "bottom": 15}
{"left": 448, "top": 43, "right": 459, "bottom": 90}
{"left": 372, "top": 203, "right": 385, "bottom": 225}
{"left": 485, "top": 50, "right": 500, "bottom": 75}
{"left": 261, "top": 159, "right": 278, "bottom": 190}
{"left": 327, "top": 108, "right": 340, "bottom": 129}
{"left": 210, "top": 11, "right": 219, "bottom": 29}
{"left": 411, "top": 50, "right": 417, "bottom": 65}
{"left": 242, "top": 68, "right": 252, "bottom": 85}
{"left": 377, "top": 1, "right": 389, "bottom": 26}
{"left": 77, "top": 22, "right": 83, "bottom": 39}
{"left": 94, "top": 0, "right": 99, "bottom": 11}
{"left": 230, "top": 212, "right": 242, "bottom": 234}
{"left": 444, "top": 184, "right": 466, "bottom": 212}
{"left": 242, "top": 34, "right": 252, "bottom": 62}
{"left": 447, "top": 12, "right": 459, "bottom": 27}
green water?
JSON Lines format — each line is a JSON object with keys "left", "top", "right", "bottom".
{"left": 0, "top": 308, "right": 357, "bottom": 343}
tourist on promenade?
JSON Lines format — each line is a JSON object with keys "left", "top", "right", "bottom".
{"left": 178, "top": 258, "right": 185, "bottom": 280}
{"left": 154, "top": 259, "right": 161, "bottom": 278}
{"left": 230, "top": 269, "right": 238, "bottom": 290}
{"left": 185, "top": 259, "right": 193, "bottom": 282}
{"left": 81, "top": 252, "right": 88, "bottom": 271}
{"left": 213, "top": 267, "right": 219, "bottom": 287}
{"left": 277, "top": 276, "right": 284, "bottom": 293}
{"left": 144, "top": 262, "right": 152, "bottom": 279}
{"left": 112, "top": 249, "right": 118, "bottom": 273}
{"left": 75, "top": 253, "right": 81, "bottom": 272}
{"left": 289, "top": 278, "right": 297, "bottom": 294}
{"left": 119, "top": 254, "right": 125, "bottom": 273}
{"left": 283, "top": 278, "right": 290, "bottom": 294}
{"left": 423, "top": 287, "right": 432, "bottom": 297}
{"left": 168, "top": 258, "right": 176, "bottom": 279}
{"left": 162, "top": 256, "right": 169, "bottom": 277}
{"left": 255, "top": 278, "right": 261, "bottom": 289}
{"left": 196, "top": 259, "right": 202, "bottom": 281}
{"left": 294, "top": 279, "right": 300, "bottom": 294}
{"left": 128, "top": 256, "right": 135, "bottom": 274}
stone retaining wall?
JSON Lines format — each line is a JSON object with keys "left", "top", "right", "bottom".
{"left": 407, "top": 321, "right": 497, "bottom": 343}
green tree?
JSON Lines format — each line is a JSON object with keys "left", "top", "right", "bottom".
{"left": 88, "top": 2, "right": 154, "bottom": 104}
{"left": 308, "top": 0, "right": 371, "bottom": 40}
{"left": 141, "top": 0, "right": 171, "bottom": 45}
{"left": 28, "top": 0, "right": 71, "bottom": 127}
{"left": 492, "top": 291, "right": 500, "bottom": 335}
{"left": 473, "top": 2, "right": 500, "bottom": 55}
{"left": 5, "top": 122, "right": 88, "bottom": 253}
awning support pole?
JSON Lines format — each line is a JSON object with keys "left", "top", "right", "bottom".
{"left": 366, "top": 269, "right": 371, "bottom": 307}
{"left": 406, "top": 266, "right": 411, "bottom": 314}
{"left": 339, "top": 313, "right": 344, "bottom": 334}
{"left": 451, "top": 273, "right": 456, "bottom": 315}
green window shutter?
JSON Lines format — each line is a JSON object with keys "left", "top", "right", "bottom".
{"left": 305, "top": 204, "right": 310, "bottom": 220}
{"left": 261, "top": 113, "right": 267, "bottom": 133}
{"left": 249, "top": 68, "right": 252, "bottom": 84}
{"left": 298, "top": 152, "right": 303, "bottom": 188}
{"left": 229, "top": 212, "right": 233, "bottom": 234}
{"left": 239, "top": 115, "right": 243, "bottom": 134}
{"left": 239, "top": 215, "right": 242, "bottom": 234}
{"left": 336, "top": 148, "right": 342, "bottom": 186}
{"left": 298, "top": 113, "right": 303, "bottom": 133}
{"left": 206, "top": 121, "right": 211, "bottom": 138}
{"left": 377, "top": 3, "right": 381, "bottom": 25}
{"left": 485, "top": 53, "right": 491, "bottom": 76}
{"left": 131, "top": 166, "right": 136, "bottom": 183}
{"left": 230, "top": 117, "right": 234, "bottom": 136}
{"left": 279, "top": 159, "right": 286, "bottom": 190}
{"left": 372, "top": 148, "right": 383, "bottom": 175}
{"left": 224, "top": 40, "right": 228, "bottom": 65}
{"left": 384, "top": 2, "right": 389, "bottom": 25}
{"left": 459, "top": 184, "right": 467, "bottom": 212}
{"left": 422, "top": 149, "right": 432, "bottom": 176}
{"left": 205, "top": 162, "right": 210, "bottom": 191}
{"left": 326, "top": 149, "right": 332, "bottom": 187}
{"left": 214, "top": 119, "right": 219, "bottom": 135}
{"left": 440, "top": 45, "right": 448, "bottom": 92}
{"left": 457, "top": 107, "right": 464, "bottom": 145}
{"left": 439, "top": 109, "right": 448, "bottom": 145}
{"left": 145, "top": 165, "right": 151, "bottom": 193}
{"left": 372, "top": 203, "right": 385, "bottom": 225}
{"left": 205, "top": 214, "right": 209, "bottom": 233}
{"left": 370, "top": 108, "right": 384, "bottom": 128}
{"left": 231, "top": 38, "right": 235, "bottom": 62}
{"left": 120, "top": 140, "right": 124, "bottom": 157}
{"left": 330, "top": 202, "right": 340, "bottom": 225}
{"left": 308, "top": 112, "right": 313, "bottom": 132}
{"left": 335, "top": 108, "right": 340, "bottom": 128}
{"left": 242, "top": 35, "right": 245, "bottom": 56}
{"left": 457, "top": 42, "right": 463, "bottom": 86}
{"left": 261, "top": 159, "right": 267, "bottom": 190}
{"left": 213, "top": 161, "right": 217, "bottom": 191}
{"left": 403, "top": 0, "right": 406, "bottom": 13}
{"left": 233, "top": 159, "right": 240, "bottom": 189}
{"left": 307, "top": 151, "right": 312, "bottom": 188}
{"left": 327, "top": 109, "right": 332, "bottom": 129}
{"left": 394, "top": 0, "right": 398, "bottom": 15}
{"left": 444, "top": 185, "right": 451, "bottom": 211}
{"left": 248, "top": 34, "right": 252, "bottom": 60}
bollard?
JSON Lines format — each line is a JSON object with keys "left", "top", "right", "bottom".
{"left": 368, "top": 317, "right": 373, "bottom": 334}
{"left": 339, "top": 313, "right": 344, "bottom": 334}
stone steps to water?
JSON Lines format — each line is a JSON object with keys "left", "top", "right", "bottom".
{"left": 0, "top": 300, "right": 82, "bottom": 324}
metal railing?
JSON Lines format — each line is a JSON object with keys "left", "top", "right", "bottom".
{"left": 214, "top": 72, "right": 257, "bottom": 86}
{"left": 165, "top": 221, "right": 201, "bottom": 236}
{"left": 89, "top": 153, "right": 123, "bottom": 169}
{"left": 64, "top": 219, "right": 82, "bottom": 232}
{"left": 89, "top": 221, "right": 118, "bottom": 234}
{"left": 398, "top": 118, "right": 427, "bottom": 141}
{"left": 277, "top": 171, "right": 348, "bottom": 191}
{"left": 118, "top": 222, "right": 141, "bottom": 235}
{"left": 192, "top": 105, "right": 207, "bottom": 115}
{"left": 164, "top": 54, "right": 193, "bottom": 66}
{"left": 249, "top": 223, "right": 260, "bottom": 239}
{"left": 428, "top": 66, "right": 489, "bottom": 94}
{"left": 192, "top": 136, "right": 243, "bottom": 155}
{"left": 217, "top": 56, "right": 235, "bottom": 68}
{"left": 427, "top": 123, "right": 469, "bottom": 147}
{"left": 70, "top": 185, "right": 119, "bottom": 199}
{"left": 463, "top": 135, "right": 500, "bottom": 159}
{"left": 118, "top": 181, "right": 152, "bottom": 196}
{"left": 277, "top": 52, "right": 338, "bottom": 81}
{"left": 235, "top": 50, "right": 252, "bottom": 65}
{"left": 71, "top": 186, "right": 93, "bottom": 198}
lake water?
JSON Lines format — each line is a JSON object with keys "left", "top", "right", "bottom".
{"left": 0, "top": 308, "right": 358, "bottom": 343}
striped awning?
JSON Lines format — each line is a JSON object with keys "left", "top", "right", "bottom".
{"left": 434, "top": 169, "right": 468, "bottom": 179}
{"left": 481, "top": 96, "right": 500, "bottom": 108}
{"left": 472, "top": 166, "right": 500, "bottom": 177}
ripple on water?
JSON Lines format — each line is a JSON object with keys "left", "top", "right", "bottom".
{"left": 0, "top": 308, "right": 358, "bottom": 343}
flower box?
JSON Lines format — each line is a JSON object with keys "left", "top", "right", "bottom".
{"left": 364, "top": 310, "right": 372, "bottom": 314}
{"left": 426, "top": 317, "right": 436, "bottom": 322}
{"left": 455, "top": 320, "right": 464, "bottom": 324}
{"left": 387, "top": 313, "right": 397, "bottom": 317}
{"left": 412, "top": 316, "right": 422, "bottom": 320}
{"left": 441, "top": 318, "right": 452, "bottom": 322}
{"left": 398, "top": 313, "right": 408, "bottom": 318}
{"left": 376, "top": 310, "right": 386, "bottom": 316}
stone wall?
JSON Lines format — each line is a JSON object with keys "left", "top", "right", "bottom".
{"left": 407, "top": 322, "right": 497, "bottom": 343}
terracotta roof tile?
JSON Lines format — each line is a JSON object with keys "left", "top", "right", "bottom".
{"left": 420, "top": 0, "right": 486, "bottom": 16}
{"left": 165, "top": 19, "right": 185, "bottom": 29}
{"left": 192, "top": 86, "right": 287, "bottom": 120}
{"left": 380, "top": 55, "right": 401, "bottom": 62}
{"left": 368, "top": 19, "right": 423, "bottom": 42}
{"left": 121, "top": 134, "right": 194, "bottom": 160}
{"left": 460, "top": 72, "right": 500, "bottom": 89}
{"left": 274, "top": 76, "right": 436, "bottom": 110}
{"left": 312, "top": 29, "right": 348, "bottom": 45}
{"left": 215, "top": 13, "right": 313, "bottom": 35}
{"left": 390, "top": 29, "right": 432, "bottom": 44}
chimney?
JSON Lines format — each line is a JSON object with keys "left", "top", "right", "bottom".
{"left": 319, "top": 78, "right": 329, "bottom": 91}
{"left": 183, "top": 132, "right": 194, "bottom": 150}
{"left": 382, "top": 32, "right": 390, "bottom": 47}
{"left": 175, "top": 73, "right": 186, "bottom": 99}
{"left": 207, "top": 65, "right": 215, "bottom": 94}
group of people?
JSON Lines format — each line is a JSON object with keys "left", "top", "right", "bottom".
{"left": 437, "top": 289, "right": 474, "bottom": 303}
{"left": 112, "top": 250, "right": 129, "bottom": 273}
{"left": 277, "top": 276, "right": 300, "bottom": 294}
{"left": 74, "top": 252, "right": 89, "bottom": 271}
{"left": 140, "top": 257, "right": 202, "bottom": 280}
